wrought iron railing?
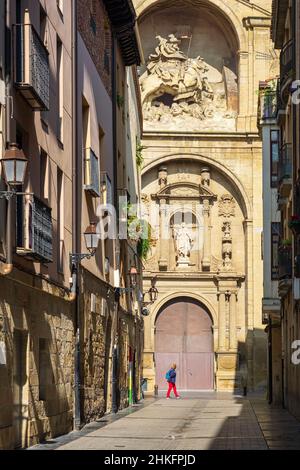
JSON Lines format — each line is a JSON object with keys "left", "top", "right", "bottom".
{"left": 261, "top": 91, "right": 277, "bottom": 120}
{"left": 280, "top": 39, "right": 294, "bottom": 89}
{"left": 14, "top": 23, "right": 50, "bottom": 110}
{"left": 84, "top": 148, "right": 100, "bottom": 197}
{"left": 16, "top": 194, "right": 53, "bottom": 263}
{"left": 278, "top": 246, "right": 292, "bottom": 280}
{"left": 278, "top": 143, "right": 292, "bottom": 183}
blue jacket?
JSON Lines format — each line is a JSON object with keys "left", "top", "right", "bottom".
{"left": 168, "top": 368, "right": 176, "bottom": 384}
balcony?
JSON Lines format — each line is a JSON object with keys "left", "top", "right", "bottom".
{"left": 261, "top": 91, "right": 277, "bottom": 121}
{"left": 279, "top": 39, "right": 294, "bottom": 104}
{"left": 278, "top": 143, "right": 292, "bottom": 197}
{"left": 14, "top": 23, "right": 50, "bottom": 110}
{"left": 16, "top": 194, "right": 53, "bottom": 263}
{"left": 84, "top": 148, "right": 100, "bottom": 197}
{"left": 278, "top": 246, "right": 292, "bottom": 297}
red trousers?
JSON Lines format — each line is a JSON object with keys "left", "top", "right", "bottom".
{"left": 166, "top": 382, "right": 179, "bottom": 398}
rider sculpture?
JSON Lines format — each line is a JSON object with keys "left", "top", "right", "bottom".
{"left": 140, "top": 34, "right": 214, "bottom": 116}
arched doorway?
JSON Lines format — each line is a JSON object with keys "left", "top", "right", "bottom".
{"left": 155, "top": 297, "right": 214, "bottom": 390}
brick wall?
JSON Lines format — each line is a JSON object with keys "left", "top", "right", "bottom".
{"left": 77, "top": 0, "right": 112, "bottom": 97}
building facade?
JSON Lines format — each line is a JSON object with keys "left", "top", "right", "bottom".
{"left": 258, "top": 81, "right": 282, "bottom": 405}
{"left": 270, "top": 0, "right": 300, "bottom": 418}
{"left": 134, "top": 0, "right": 275, "bottom": 394}
{"left": 0, "top": 0, "right": 143, "bottom": 449}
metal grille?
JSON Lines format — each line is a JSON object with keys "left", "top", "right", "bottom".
{"left": 16, "top": 194, "right": 53, "bottom": 263}
{"left": 279, "top": 143, "right": 292, "bottom": 182}
{"left": 84, "top": 148, "right": 100, "bottom": 197}
{"left": 30, "top": 26, "right": 50, "bottom": 109}
{"left": 32, "top": 197, "right": 53, "bottom": 262}
{"left": 14, "top": 23, "right": 49, "bottom": 110}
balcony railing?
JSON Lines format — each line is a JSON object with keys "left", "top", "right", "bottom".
{"left": 278, "top": 246, "right": 292, "bottom": 279}
{"left": 84, "top": 148, "right": 100, "bottom": 197}
{"left": 278, "top": 142, "right": 292, "bottom": 184}
{"left": 261, "top": 91, "right": 277, "bottom": 120}
{"left": 100, "top": 172, "right": 112, "bottom": 206}
{"left": 280, "top": 40, "right": 294, "bottom": 82}
{"left": 13, "top": 23, "right": 50, "bottom": 110}
{"left": 16, "top": 194, "right": 53, "bottom": 263}
{"left": 279, "top": 39, "right": 294, "bottom": 103}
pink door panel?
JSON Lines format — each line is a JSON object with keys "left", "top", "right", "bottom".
{"left": 155, "top": 298, "right": 214, "bottom": 391}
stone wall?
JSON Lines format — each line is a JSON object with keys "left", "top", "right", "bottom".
{"left": 0, "top": 271, "right": 74, "bottom": 449}
{"left": 79, "top": 267, "right": 115, "bottom": 422}
{"left": 77, "top": 0, "right": 112, "bottom": 97}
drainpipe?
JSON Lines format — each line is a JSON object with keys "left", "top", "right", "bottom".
{"left": 111, "top": 32, "right": 119, "bottom": 414}
{"left": 71, "top": 0, "right": 81, "bottom": 430}
{"left": 2, "top": 0, "right": 13, "bottom": 275}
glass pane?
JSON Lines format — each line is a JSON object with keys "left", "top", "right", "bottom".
{"left": 3, "top": 160, "right": 15, "bottom": 183}
{"left": 16, "top": 161, "right": 26, "bottom": 184}
{"left": 271, "top": 143, "right": 279, "bottom": 163}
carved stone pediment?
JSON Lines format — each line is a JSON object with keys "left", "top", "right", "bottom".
{"left": 152, "top": 182, "right": 217, "bottom": 201}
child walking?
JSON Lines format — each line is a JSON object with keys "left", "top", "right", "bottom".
{"left": 166, "top": 363, "right": 180, "bottom": 399}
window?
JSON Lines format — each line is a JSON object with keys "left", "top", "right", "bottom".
{"left": 271, "top": 130, "right": 280, "bottom": 188}
{"left": 271, "top": 222, "right": 281, "bottom": 280}
{"left": 57, "top": 167, "right": 64, "bottom": 272}
{"left": 57, "top": 36, "right": 63, "bottom": 143}
{"left": 40, "top": 149, "right": 49, "bottom": 203}
{"left": 40, "top": 5, "right": 48, "bottom": 47}
{"left": 57, "top": 0, "right": 63, "bottom": 15}
{"left": 104, "top": 22, "right": 111, "bottom": 73}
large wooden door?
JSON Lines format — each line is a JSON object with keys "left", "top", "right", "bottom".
{"left": 155, "top": 298, "right": 214, "bottom": 390}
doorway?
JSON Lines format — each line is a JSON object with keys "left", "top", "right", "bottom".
{"left": 155, "top": 298, "right": 214, "bottom": 390}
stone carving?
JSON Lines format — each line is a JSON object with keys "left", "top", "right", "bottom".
{"left": 158, "top": 167, "right": 168, "bottom": 187}
{"left": 201, "top": 168, "right": 211, "bottom": 187}
{"left": 211, "top": 255, "right": 223, "bottom": 272}
{"left": 222, "top": 221, "right": 233, "bottom": 271}
{"left": 218, "top": 194, "right": 235, "bottom": 218}
{"left": 174, "top": 222, "right": 194, "bottom": 266}
{"left": 140, "top": 34, "right": 237, "bottom": 131}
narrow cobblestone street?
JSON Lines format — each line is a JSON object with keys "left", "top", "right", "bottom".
{"left": 30, "top": 393, "right": 300, "bottom": 451}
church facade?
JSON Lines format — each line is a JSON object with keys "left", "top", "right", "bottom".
{"left": 134, "top": 0, "right": 276, "bottom": 392}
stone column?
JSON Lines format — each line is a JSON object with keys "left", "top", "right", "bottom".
{"left": 218, "top": 291, "right": 226, "bottom": 351}
{"left": 202, "top": 198, "right": 211, "bottom": 270}
{"left": 158, "top": 198, "right": 168, "bottom": 270}
{"left": 229, "top": 291, "right": 238, "bottom": 351}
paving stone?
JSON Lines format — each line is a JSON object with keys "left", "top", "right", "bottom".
{"left": 28, "top": 393, "right": 300, "bottom": 451}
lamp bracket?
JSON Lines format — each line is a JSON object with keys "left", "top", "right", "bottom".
{"left": 69, "top": 251, "right": 96, "bottom": 270}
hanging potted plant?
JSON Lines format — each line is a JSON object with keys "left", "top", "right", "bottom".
{"left": 288, "top": 215, "right": 300, "bottom": 236}
{"left": 280, "top": 239, "right": 292, "bottom": 250}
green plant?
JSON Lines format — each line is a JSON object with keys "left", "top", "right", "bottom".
{"left": 137, "top": 222, "right": 152, "bottom": 260}
{"left": 136, "top": 141, "right": 145, "bottom": 168}
{"left": 116, "top": 93, "right": 124, "bottom": 108}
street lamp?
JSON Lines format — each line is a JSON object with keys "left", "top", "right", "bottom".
{"left": 70, "top": 222, "right": 99, "bottom": 269}
{"left": 1, "top": 143, "right": 28, "bottom": 201}
{"left": 129, "top": 266, "right": 138, "bottom": 288}
{"left": 84, "top": 222, "right": 99, "bottom": 254}
{"left": 1, "top": 143, "right": 28, "bottom": 188}
{"left": 148, "top": 285, "right": 158, "bottom": 303}
{"left": 0, "top": 143, "right": 29, "bottom": 275}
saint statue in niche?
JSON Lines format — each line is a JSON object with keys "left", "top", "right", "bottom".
{"left": 174, "top": 222, "right": 194, "bottom": 263}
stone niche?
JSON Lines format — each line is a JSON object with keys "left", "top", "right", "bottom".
{"left": 138, "top": 1, "right": 238, "bottom": 132}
